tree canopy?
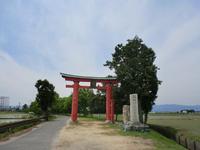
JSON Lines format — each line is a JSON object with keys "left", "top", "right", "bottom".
{"left": 78, "top": 89, "right": 95, "bottom": 116}
{"left": 104, "top": 36, "right": 161, "bottom": 123}
{"left": 35, "top": 79, "right": 56, "bottom": 120}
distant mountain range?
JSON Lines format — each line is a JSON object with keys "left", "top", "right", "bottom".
{"left": 152, "top": 104, "right": 200, "bottom": 112}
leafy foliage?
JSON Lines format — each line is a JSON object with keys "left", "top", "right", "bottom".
{"left": 89, "top": 91, "right": 106, "bottom": 114}
{"left": 35, "top": 79, "right": 56, "bottom": 120}
{"left": 51, "top": 89, "right": 105, "bottom": 116}
{"left": 22, "top": 104, "right": 29, "bottom": 113}
{"left": 113, "top": 87, "right": 125, "bottom": 121}
{"left": 105, "top": 36, "right": 161, "bottom": 123}
{"left": 29, "top": 100, "right": 41, "bottom": 115}
{"left": 78, "top": 89, "right": 95, "bottom": 116}
{"left": 52, "top": 95, "right": 72, "bottom": 114}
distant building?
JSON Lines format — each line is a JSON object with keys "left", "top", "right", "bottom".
{"left": 0, "top": 96, "right": 9, "bottom": 110}
{"left": 180, "top": 109, "right": 195, "bottom": 113}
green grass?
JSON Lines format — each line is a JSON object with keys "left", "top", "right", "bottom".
{"left": 48, "top": 115, "right": 57, "bottom": 121}
{"left": 107, "top": 123, "right": 185, "bottom": 150}
{"left": 79, "top": 114, "right": 105, "bottom": 121}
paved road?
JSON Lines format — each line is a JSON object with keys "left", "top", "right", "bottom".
{"left": 0, "top": 116, "right": 68, "bottom": 150}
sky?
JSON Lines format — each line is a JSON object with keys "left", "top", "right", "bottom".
{"left": 0, "top": 0, "right": 200, "bottom": 106}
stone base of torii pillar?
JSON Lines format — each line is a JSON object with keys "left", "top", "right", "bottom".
{"left": 123, "top": 94, "right": 149, "bottom": 131}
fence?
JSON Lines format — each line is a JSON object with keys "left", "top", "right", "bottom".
{"left": 149, "top": 124, "right": 200, "bottom": 150}
{"left": 0, "top": 118, "right": 43, "bottom": 133}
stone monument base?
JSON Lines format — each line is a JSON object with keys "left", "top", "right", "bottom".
{"left": 123, "top": 121, "right": 149, "bottom": 132}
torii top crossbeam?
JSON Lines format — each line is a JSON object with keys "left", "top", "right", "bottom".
{"left": 60, "top": 73, "right": 118, "bottom": 122}
{"left": 60, "top": 73, "right": 117, "bottom": 83}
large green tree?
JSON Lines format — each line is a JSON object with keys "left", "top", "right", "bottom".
{"left": 105, "top": 36, "right": 161, "bottom": 123}
{"left": 35, "top": 79, "right": 56, "bottom": 120}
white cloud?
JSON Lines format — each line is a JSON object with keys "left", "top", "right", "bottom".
{"left": 0, "top": 50, "right": 39, "bottom": 105}
{"left": 0, "top": 50, "right": 75, "bottom": 105}
{"left": 156, "top": 14, "right": 200, "bottom": 105}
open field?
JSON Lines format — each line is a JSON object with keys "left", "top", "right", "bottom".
{"left": 0, "top": 112, "right": 31, "bottom": 125}
{"left": 148, "top": 113, "right": 200, "bottom": 141}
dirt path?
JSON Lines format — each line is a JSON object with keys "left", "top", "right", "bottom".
{"left": 53, "top": 119, "right": 154, "bottom": 150}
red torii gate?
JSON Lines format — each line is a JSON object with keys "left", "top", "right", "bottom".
{"left": 61, "top": 73, "right": 118, "bottom": 122}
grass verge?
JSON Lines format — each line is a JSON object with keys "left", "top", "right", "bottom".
{"left": 48, "top": 115, "right": 57, "bottom": 121}
{"left": 108, "top": 123, "right": 186, "bottom": 150}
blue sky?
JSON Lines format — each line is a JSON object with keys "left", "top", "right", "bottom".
{"left": 0, "top": 0, "right": 200, "bottom": 105}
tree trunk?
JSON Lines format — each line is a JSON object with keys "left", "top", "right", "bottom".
{"left": 138, "top": 99, "right": 143, "bottom": 123}
{"left": 45, "top": 111, "right": 49, "bottom": 121}
{"left": 144, "top": 113, "right": 148, "bottom": 124}
{"left": 115, "top": 113, "right": 118, "bottom": 121}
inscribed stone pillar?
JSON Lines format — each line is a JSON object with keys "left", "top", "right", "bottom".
{"left": 130, "top": 94, "right": 140, "bottom": 123}
{"left": 122, "top": 105, "right": 130, "bottom": 123}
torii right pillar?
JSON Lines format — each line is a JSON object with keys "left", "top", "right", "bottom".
{"left": 105, "top": 83, "right": 114, "bottom": 122}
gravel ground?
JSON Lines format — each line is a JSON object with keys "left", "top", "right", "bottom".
{"left": 54, "top": 119, "right": 154, "bottom": 150}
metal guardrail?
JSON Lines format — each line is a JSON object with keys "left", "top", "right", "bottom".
{"left": 0, "top": 118, "right": 43, "bottom": 133}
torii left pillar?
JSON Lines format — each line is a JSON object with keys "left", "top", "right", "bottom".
{"left": 71, "top": 81, "right": 79, "bottom": 122}
{"left": 105, "top": 83, "right": 114, "bottom": 122}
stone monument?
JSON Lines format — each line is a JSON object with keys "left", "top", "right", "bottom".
{"left": 130, "top": 94, "right": 139, "bottom": 123}
{"left": 122, "top": 105, "right": 130, "bottom": 124}
{"left": 123, "top": 93, "right": 149, "bottom": 131}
